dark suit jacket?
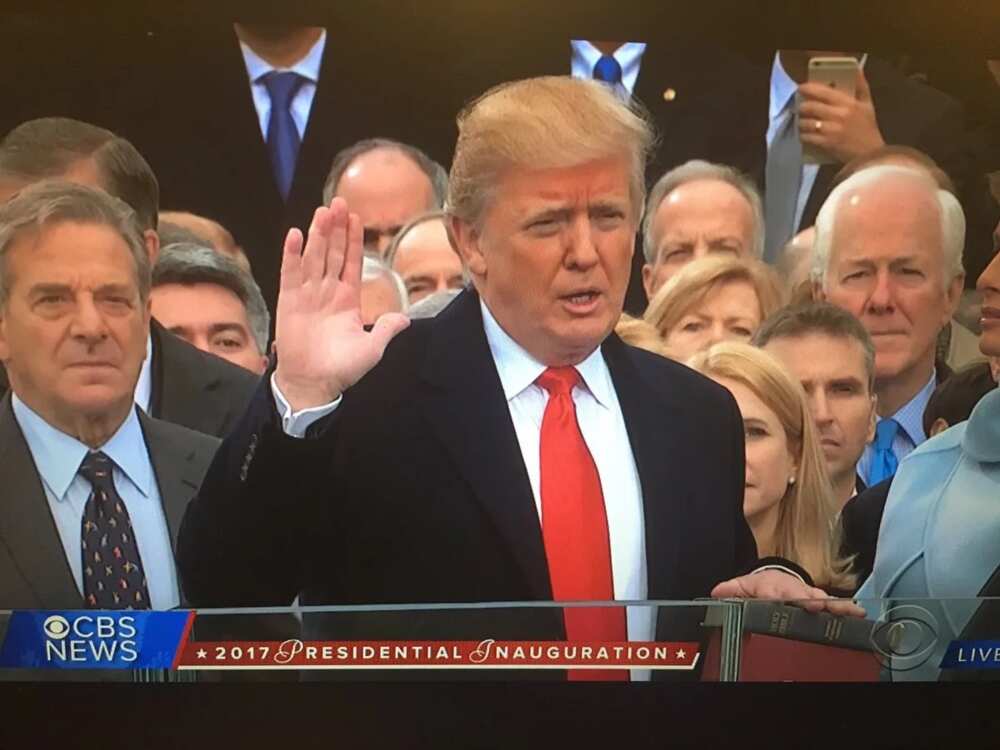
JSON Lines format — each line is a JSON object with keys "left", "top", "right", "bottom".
{"left": 0, "top": 395, "right": 220, "bottom": 609}
{"left": 148, "top": 320, "right": 259, "bottom": 438}
{"left": 178, "top": 289, "right": 766, "bottom": 650}
{"left": 127, "top": 25, "right": 396, "bottom": 318}
{"left": 0, "top": 321, "right": 258, "bottom": 440}
{"left": 841, "top": 478, "right": 892, "bottom": 589}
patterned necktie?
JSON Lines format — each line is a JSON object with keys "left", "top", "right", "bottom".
{"left": 868, "top": 418, "right": 901, "bottom": 486}
{"left": 537, "top": 367, "right": 627, "bottom": 681}
{"left": 764, "top": 99, "right": 803, "bottom": 262}
{"left": 78, "top": 452, "right": 150, "bottom": 610}
{"left": 262, "top": 70, "right": 307, "bottom": 201}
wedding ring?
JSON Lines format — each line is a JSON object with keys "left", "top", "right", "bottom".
{"left": 815, "top": 120, "right": 823, "bottom": 133}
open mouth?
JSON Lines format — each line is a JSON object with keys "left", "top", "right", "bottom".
{"left": 560, "top": 289, "right": 601, "bottom": 313}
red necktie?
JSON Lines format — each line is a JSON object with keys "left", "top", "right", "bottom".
{"left": 537, "top": 367, "right": 628, "bottom": 681}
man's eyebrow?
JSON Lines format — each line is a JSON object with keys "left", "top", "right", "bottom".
{"left": 27, "top": 282, "right": 71, "bottom": 296}
{"left": 829, "top": 376, "right": 864, "bottom": 388}
{"left": 207, "top": 322, "right": 249, "bottom": 337}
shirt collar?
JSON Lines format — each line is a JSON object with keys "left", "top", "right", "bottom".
{"left": 240, "top": 29, "right": 327, "bottom": 85}
{"left": 889, "top": 369, "right": 938, "bottom": 446}
{"left": 769, "top": 52, "right": 798, "bottom": 121}
{"left": 12, "top": 395, "right": 153, "bottom": 501}
{"left": 479, "top": 298, "right": 612, "bottom": 409}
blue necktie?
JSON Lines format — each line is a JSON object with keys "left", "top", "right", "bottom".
{"left": 262, "top": 71, "right": 306, "bottom": 201}
{"left": 79, "top": 452, "right": 150, "bottom": 610}
{"left": 592, "top": 55, "right": 623, "bottom": 86}
{"left": 869, "top": 418, "right": 900, "bottom": 486}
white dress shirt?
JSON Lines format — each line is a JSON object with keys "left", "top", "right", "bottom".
{"left": 271, "top": 300, "right": 655, "bottom": 650}
{"left": 12, "top": 395, "right": 180, "bottom": 609}
{"left": 570, "top": 40, "right": 648, "bottom": 97}
{"left": 239, "top": 31, "right": 327, "bottom": 142}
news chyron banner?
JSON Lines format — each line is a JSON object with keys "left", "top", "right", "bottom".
{"left": 0, "top": 611, "right": 701, "bottom": 673}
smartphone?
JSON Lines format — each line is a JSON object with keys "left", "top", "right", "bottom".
{"left": 801, "top": 56, "right": 860, "bottom": 164}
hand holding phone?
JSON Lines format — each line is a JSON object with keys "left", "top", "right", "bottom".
{"left": 797, "top": 56, "right": 884, "bottom": 165}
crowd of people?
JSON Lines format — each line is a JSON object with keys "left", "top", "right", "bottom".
{"left": 0, "top": 32, "right": 998, "bottom": 682}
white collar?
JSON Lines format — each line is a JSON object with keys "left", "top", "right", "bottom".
{"left": 479, "top": 298, "right": 612, "bottom": 409}
{"left": 240, "top": 30, "right": 327, "bottom": 85}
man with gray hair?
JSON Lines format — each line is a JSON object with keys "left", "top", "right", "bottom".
{"left": 0, "top": 181, "right": 219, "bottom": 609}
{"left": 641, "top": 159, "right": 764, "bottom": 300}
{"left": 360, "top": 252, "right": 408, "bottom": 327}
{"left": 180, "top": 77, "right": 855, "bottom": 671}
{"left": 322, "top": 138, "right": 448, "bottom": 255}
{"left": 812, "top": 165, "right": 965, "bottom": 487}
{"left": 152, "top": 244, "right": 270, "bottom": 375}
{"left": 0, "top": 117, "right": 259, "bottom": 439}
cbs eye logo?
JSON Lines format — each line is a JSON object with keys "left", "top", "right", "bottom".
{"left": 42, "top": 615, "right": 71, "bottom": 640}
{"left": 869, "top": 604, "right": 940, "bottom": 672}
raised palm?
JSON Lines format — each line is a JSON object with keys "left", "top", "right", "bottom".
{"left": 273, "top": 199, "right": 410, "bottom": 411}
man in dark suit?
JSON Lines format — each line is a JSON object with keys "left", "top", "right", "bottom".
{"left": 0, "top": 182, "right": 218, "bottom": 610}
{"left": 178, "top": 78, "right": 855, "bottom": 676}
{"left": 0, "top": 116, "right": 259, "bottom": 438}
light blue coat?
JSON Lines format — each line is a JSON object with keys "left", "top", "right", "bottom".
{"left": 856, "top": 388, "right": 1000, "bottom": 681}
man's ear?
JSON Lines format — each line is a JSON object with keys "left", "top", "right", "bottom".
{"left": 866, "top": 394, "right": 877, "bottom": 443}
{"left": 641, "top": 263, "right": 655, "bottom": 300}
{"left": 943, "top": 272, "right": 965, "bottom": 324}
{"left": 448, "top": 215, "right": 486, "bottom": 278}
{"left": 0, "top": 307, "right": 8, "bottom": 365}
{"left": 144, "top": 229, "right": 160, "bottom": 267}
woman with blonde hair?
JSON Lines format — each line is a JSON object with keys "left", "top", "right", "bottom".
{"left": 644, "top": 255, "right": 784, "bottom": 362}
{"left": 688, "top": 341, "right": 856, "bottom": 594}
{"left": 614, "top": 313, "right": 669, "bottom": 356}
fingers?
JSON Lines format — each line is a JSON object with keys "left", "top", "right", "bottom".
{"left": 340, "top": 210, "right": 365, "bottom": 288}
{"left": 323, "top": 198, "right": 351, "bottom": 282}
{"left": 369, "top": 312, "right": 411, "bottom": 355}
{"left": 797, "top": 99, "right": 840, "bottom": 122}
{"left": 797, "top": 81, "right": 854, "bottom": 106}
{"left": 279, "top": 227, "right": 304, "bottom": 291}
{"left": 301, "top": 206, "right": 332, "bottom": 282}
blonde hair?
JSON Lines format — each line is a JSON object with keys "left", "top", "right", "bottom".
{"left": 447, "top": 76, "right": 655, "bottom": 228}
{"left": 615, "top": 313, "right": 669, "bottom": 356}
{"left": 687, "top": 342, "right": 855, "bottom": 592}
{"left": 643, "top": 255, "right": 785, "bottom": 339}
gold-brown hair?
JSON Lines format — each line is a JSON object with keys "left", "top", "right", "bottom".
{"left": 643, "top": 255, "right": 785, "bottom": 340}
{"left": 687, "top": 342, "right": 855, "bottom": 591}
{"left": 447, "top": 76, "right": 655, "bottom": 228}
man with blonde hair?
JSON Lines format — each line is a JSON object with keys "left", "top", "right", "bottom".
{"left": 179, "top": 77, "right": 854, "bottom": 678}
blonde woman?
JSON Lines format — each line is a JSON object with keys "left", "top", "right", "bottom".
{"left": 688, "top": 342, "right": 856, "bottom": 594}
{"left": 644, "top": 255, "right": 784, "bottom": 362}
{"left": 615, "top": 313, "right": 669, "bottom": 356}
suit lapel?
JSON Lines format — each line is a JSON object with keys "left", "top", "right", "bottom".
{"left": 416, "top": 291, "right": 552, "bottom": 600}
{"left": 0, "top": 396, "right": 82, "bottom": 608}
{"left": 601, "top": 337, "right": 685, "bottom": 599}
{"left": 137, "top": 413, "right": 200, "bottom": 556}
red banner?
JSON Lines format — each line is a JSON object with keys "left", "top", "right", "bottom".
{"left": 175, "top": 639, "right": 700, "bottom": 671}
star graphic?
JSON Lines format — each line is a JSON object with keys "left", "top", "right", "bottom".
{"left": 675, "top": 649, "right": 686, "bottom": 660}
{"left": 196, "top": 649, "right": 207, "bottom": 659}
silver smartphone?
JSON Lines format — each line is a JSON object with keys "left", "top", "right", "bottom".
{"left": 801, "top": 56, "right": 860, "bottom": 164}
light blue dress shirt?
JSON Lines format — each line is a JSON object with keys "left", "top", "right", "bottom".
{"left": 240, "top": 31, "right": 327, "bottom": 143}
{"left": 570, "top": 40, "right": 648, "bottom": 97}
{"left": 767, "top": 53, "right": 820, "bottom": 236}
{"left": 11, "top": 396, "right": 180, "bottom": 609}
{"left": 856, "top": 370, "right": 936, "bottom": 487}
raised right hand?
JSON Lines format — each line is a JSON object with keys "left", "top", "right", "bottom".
{"left": 273, "top": 198, "right": 410, "bottom": 411}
